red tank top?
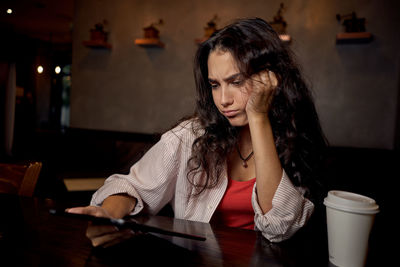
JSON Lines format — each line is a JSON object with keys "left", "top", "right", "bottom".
{"left": 213, "top": 177, "right": 256, "bottom": 230}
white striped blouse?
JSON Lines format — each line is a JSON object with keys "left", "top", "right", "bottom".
{"left": 91, "top": 120, "right": 314, "bottom": 242}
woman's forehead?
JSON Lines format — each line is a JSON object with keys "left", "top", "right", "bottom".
{"left": 207, "top": 50, "right": 240, "bottom": 78}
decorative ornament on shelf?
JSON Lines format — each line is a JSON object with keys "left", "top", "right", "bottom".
{"left": 336, "top": 12, "right": 372, "bottom": 44}
{"left": 195, "top": 15, "right": 219, "bottom": 44}
{"left": 83, "top": 20, "right": 112, "bottom": 49}
{"left": 135, "top": 19, "right": 165, "bottom": 48}
{"left": 269, "top": 3, "right": 291, "bottom": 43}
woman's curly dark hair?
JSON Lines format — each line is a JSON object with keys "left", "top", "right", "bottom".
{"left": 188, "top": 18, "right": 327, "bottom": 202}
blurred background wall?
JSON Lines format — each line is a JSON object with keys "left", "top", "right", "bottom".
{"left": 71, "top": 0, "right": 400, "bottom": 149}
{"left": 1, "top": 0, "right": 399, "bottom": 155}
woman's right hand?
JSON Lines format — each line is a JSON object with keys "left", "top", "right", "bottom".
{"left": 66, "top": 206, "right": 136, "bottom": 248}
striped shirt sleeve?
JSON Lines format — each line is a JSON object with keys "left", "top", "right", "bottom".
{"left": 90, "top": 127, "right": 184, "bottom": 216}
{"left": 252, "top": 169, "right": 314, "bottom": 242}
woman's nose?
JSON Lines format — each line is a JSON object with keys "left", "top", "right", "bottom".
{"left": 220, "top": 87, "right": 233, "bottom": 107}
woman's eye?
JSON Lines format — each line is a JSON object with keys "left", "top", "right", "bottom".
{"left": 210, "top": 83, "right": 219, "bottom": 89}
{"left": 232, "top": 80, "right": 243, "bottom": 86}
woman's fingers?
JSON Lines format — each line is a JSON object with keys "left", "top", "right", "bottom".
{"left": 268, "top": 71, "right": 278, "bottom": 88}
{"left": 246, "top": 70, "right": 277, "bottom": 114}
{"left": 249, "top": 71, "right": 276, "bottom": 99}
{"left": 253, "top": 70, "right": 277, "bottom": 91}
{"left": 66, "top": 206, "right": 95, "bottom": 215}
{"left": 66, "top": 206, "right": 111, "bottom": 218}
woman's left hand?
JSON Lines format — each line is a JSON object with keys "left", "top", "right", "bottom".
{"left": 245, "top": 70, "right": 278, "bottom": 117}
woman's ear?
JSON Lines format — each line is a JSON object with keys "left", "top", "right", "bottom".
{"left": 268, "top": 71, "right": 278, "bottom": 87}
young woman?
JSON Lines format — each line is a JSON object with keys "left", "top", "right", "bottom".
{"left": 67, "top": 18, "right": 327, "bottom": 247}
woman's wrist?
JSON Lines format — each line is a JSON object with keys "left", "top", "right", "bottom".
{"left": 247, "top": 111, "right": 271, "bottom": 126}
{"left": 101, "top": 194, "right": 137, "bottom": 218}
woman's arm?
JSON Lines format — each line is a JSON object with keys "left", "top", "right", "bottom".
{"left": 246, "top": 71, "right": 314, "bottom": 242}
{"left": 101, "top": 193, "right": 137, "bottom": 218}
{"left": 66, "top": 194, "right": 137, "bottom": 247}
{"left": 246, "top": 71, "right": 282, "bottom": 214}
{"left": 252, "top": 171, "right": 315, "bottom": 242}
{"left": 89, "top": 123, "right": 190, "bottom": 216}
{"left": 67, "top": 194, "right": 136, "bottom": 219}
{"left": 248, "top": 115, "right": 282, "bottom": 213}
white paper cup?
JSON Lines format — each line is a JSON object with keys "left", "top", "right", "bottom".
{"left": 324, "top": 191, "right": 379, "bottom": 267}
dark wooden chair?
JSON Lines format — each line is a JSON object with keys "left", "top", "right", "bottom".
{"left": 0, "top": 162, "right": 42, "bottom": 197}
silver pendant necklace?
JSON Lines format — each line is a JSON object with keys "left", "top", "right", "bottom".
{"left": 236, "top": 145, "right": 254, "bottom": 168}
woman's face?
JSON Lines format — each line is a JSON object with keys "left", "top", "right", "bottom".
{"left": 208, "top": 50, "right": 250, "bottom": 127}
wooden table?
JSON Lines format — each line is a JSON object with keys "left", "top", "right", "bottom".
{"left": 0, "top": 193, "right": 386, "bottom": 266}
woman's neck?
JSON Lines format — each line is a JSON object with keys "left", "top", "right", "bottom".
{"left": 227, "top": 124, "right": 256, "bottom": 180}
{"left": 238, "top": 125, "right": 252, "bottom": 155}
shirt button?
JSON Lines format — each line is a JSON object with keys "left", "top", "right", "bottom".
{"left": 207, "top": 205, "right": 212, "bottom": 210}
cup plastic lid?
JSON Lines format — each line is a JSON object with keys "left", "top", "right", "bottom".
{"left": 323, "top": 190, "right": 379, "bottom": 214}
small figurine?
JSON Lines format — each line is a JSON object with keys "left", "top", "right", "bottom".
{"left": 269, "top": 3, "right": 287, "bottom": 34}
{"left": 336, "top": 12, "right": 366, "bottom": 32}
{"left": 204, "top": 15, "right": 219, "bottom": 38}
{"left": 335, "top": 11, "right": 372, "bottom": 44}
{"left": 90, "top": 20, "right": 108, "bottom": 42}
{"left": 143, "top": 19, "right": 164, "bottom": 39}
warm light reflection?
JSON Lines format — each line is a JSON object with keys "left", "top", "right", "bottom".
{"left": 279, "top": 34, "right": 291, "bottom": 42}
{"left": 37, "top": 66, "right": 44, "bottom": 74}
{"left": 6, "top": 9, "right": 12, "bottom": 14}
{"left": 55, "top": 66, "right": 61, "bottom": 74}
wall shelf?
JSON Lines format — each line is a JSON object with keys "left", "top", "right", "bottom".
{"left": 336, "top": 32, "right": 372, "bottom": 44}
{"left": 134, "top": 38, "right": 165, "bottom": 48}
{"left": 83, "top": 40, "right": 112, "bottom": 49}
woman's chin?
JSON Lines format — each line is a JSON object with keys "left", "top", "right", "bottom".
{"left": 226, "top": 116, "right": 248, "bottom": 127}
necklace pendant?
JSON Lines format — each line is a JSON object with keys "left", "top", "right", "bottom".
{"left": 236, "top": 145, "right": 253, "bottom": 169}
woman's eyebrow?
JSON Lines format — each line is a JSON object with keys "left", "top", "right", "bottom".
{"left": 208, "top": 73, "right": 243, "bottom": 83}
{"left": 224, "top": 73, "right": 243, "bottom": 82}
{"left": 208, "top": 78, "right": 218, "bottom": 83}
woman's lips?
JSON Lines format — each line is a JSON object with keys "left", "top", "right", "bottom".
{"left": 222, "top": 110, "right": 239, "bottom": 117}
